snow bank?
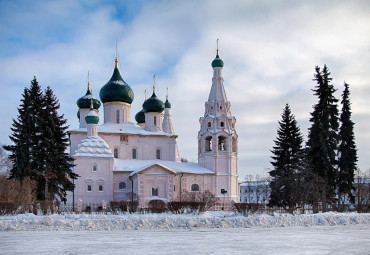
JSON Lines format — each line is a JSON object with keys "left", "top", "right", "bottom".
{"left": 0, "top": 211, "right": 369, "bottom": 231}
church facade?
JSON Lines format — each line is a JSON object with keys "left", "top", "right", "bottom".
{"left": 67, "top": 49, "right": 239, "bottom": 208}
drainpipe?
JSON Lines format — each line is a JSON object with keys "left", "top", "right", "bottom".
{"left": 179, "top": 172, "right": 184, "bottom": 202}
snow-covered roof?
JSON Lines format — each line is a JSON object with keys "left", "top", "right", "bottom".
{"left": 70, "top": 122, "right": 177, "bottom": 137}
{"left": 74, "top": 136, "right": 113, "bottom": 158}
{"left": 113, "top": 159, "right": 214, "bottom": 176}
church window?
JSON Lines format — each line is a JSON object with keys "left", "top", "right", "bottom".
{"left": 87, "top": 185, "right": 92, "bottom": 192}
{"left": 116, "top": 110, "right": 120, "bottom": 123}
{"left": 152, "top": 187, "right": 158, "bottom": 196}
{"left": 156, "top": 149, "right": 161, "bottom": 159}
{"left": 174, "top": 185, "right": 176, "bottom": 192}
{"left": 114, "top": 148, "right": 118, "bottom": 158}
{"left": 92, "top": 164, "right": 97, "bottom": 172}
{"left": 205, "top": 136, "right": 212, "bottom": 151}
{"left": 220, "top": 105, "right": 222, "bottom": 110}
{"left": 220, "top": 121, "right": 224, "bottom": 128}
{"left": 99, "top": 185, "right": 103, "bottom": 192}
{"left": 191, "top": 184, "right": 200, "bottom": 192}
{"left": 119, "top": 182, "right": 126, "bottom": 190}
{"left": 218, "top": 136, "right": 226, "bottom": 151}
{"left": 120, "top": 135, "right": 128, "bottom": 142}
{"left": 154, "top": 116, "right": 157, "bottom": 126}
{"left": 208, "top": 122, "right": 211, "bottom": 128}
{"left": 132, "top": 148, "right": 137, "bottom": 159}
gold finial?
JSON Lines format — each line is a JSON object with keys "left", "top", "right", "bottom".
{"left": 216, "top": 38, "right": 219, "bottom": 55}
{"left": 114, "top": 41, "right": 118, "bottom": 69}
{"left": 90, "top": 98, "right": 93, "bottom": 110}
{"left": 144, "top": 89, "right": 147, "bottom": 100}
{"left": 166, "top": 87, "right": 168, "bottom": 100}
{"left": 153, "top": 74, "right": 156, "bottom": 94}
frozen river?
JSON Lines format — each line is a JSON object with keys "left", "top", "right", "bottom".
{"left": 1, "top": 224, "right": 369, "bottom": 254}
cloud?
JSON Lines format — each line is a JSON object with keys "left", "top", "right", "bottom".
{"left": 0, "top": 0, "right": 369, "bottom": 179}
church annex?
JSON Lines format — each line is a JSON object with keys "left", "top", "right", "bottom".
{"left": 67, "top": 48, "right": 239, "bottom": 207}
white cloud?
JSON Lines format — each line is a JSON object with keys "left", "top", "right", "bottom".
{"left": 0, "top": 0, "right": 369, "bottom": 178}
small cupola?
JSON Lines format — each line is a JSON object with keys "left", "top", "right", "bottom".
{"left": 77, "top": 80, "right": 101, "bottom": 110}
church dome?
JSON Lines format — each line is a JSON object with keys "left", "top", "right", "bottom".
{"left": 211, "top": 54, "right": 224, "bottom": 68}
{"left": 77, "top": 86, "right": 101, "bottom": 110}
{"left": 143, "top": 92, "right": 164, "bottom": 113}
{"left": 85, "top": 110, "right": 99, "bottom": 124}
{"left": 164, "top": 98, "right": 171, "bottom": 108}
{"left": 99, "top": 58, "right": 134, "bottom": 104}
{"left": 135, "top": 109, "right": 145, "bottom": 123}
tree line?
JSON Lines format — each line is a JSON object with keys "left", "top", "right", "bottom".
{"left": 269, "top": 65, "right": 358, "bottom": 211}
{"left": 3, "top": 77, "right": 77, "bottom": 202}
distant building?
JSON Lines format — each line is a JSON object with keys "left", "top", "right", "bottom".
{"left": 240, "top": 179, "right": 271, "bottom": 204}
{"left": 67, "top": 48, "right": 239, "bottom": 207}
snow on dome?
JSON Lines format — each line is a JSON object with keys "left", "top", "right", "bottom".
{"left": 74, "top": 136, "right": 113, "bottom": 158}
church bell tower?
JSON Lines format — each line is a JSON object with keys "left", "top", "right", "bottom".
{"left": 198, "top": 44, "right": 239, "bottom": 201}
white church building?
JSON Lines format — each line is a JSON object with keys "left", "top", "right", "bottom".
{"left": 67, "top": 48, "right": 240, "bottom": 208}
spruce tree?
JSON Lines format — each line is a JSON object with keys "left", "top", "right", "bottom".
{"left": 337, "top": 82, "right": 357, "bottom": 204}
{"left": 5, "top": 78, "right": 77, "bottom": 202}
{"left": 306, "top": 65, "right": 339, "bottom": 210}
{"left": 269, "top": 104, "right": 304, "bottom": 209}
{"left": 39, "top": 87, "right": 77, "bottom": 202}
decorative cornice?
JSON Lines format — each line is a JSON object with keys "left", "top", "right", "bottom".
{"left": 104, "top": 101, "right": 131, "bottom": 106}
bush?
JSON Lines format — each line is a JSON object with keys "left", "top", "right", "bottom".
{"left": 0, "top": 201, "right": 16, "bottom": 215}
{"left": 233, "top": 203, "right": 262, "bottom": 215}
{"left": 148, "top": 199, "right": 166, "bottom": 213}
{"left": 110, "top": 200, "right": 139, "bottom": 213}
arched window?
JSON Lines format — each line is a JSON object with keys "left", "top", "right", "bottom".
{"left": 156, "top": 149, "right": 161, "bottom": 159}
{"left": 114, "top": 148, "right": 118, "bottom": 158}
{"left": 92, "top": 164, "right": 97, "bottom": 172}
{"left": 154, "top": 116, "right": 157, "bottom": 126}
{"left": 152, "top": 187, "right": 158, "bottom": 196}
{"left": 220, "top": 121, "right": 224, "bottom": 128}
{"left": 119, "top": 182, "right": 126, "bottom": 190}
{"left": 208, "top": 122, "right": 211, "bottom": 128}
{"left": 87, "top": 185, "right": 92, "bottom": 192}
{"left": 116, "top": 110, "right": 120, "bottom": 123}
{"left": 191, "top": 184, "right": 199, "bottom": 192}
{"left": 99, "top": 185, "right": 103, "bottom": 192}
{"left": 218, "top": 136, "right": 226, "bottom": 151}
{"left": 132, "top": 148, "right": 137, "bottom": 159}
{"left": 205, "top": 136, "right": 212, "bottom": 151}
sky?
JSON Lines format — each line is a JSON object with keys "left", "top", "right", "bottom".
{"left": 0, "top": 0, "right": 369, "bottom": 179}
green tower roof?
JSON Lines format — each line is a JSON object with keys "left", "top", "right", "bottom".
{"left": 211, "top": 54, "right": 224, "bottom": 68}
{"left": 164, "top": 98, "right": 171, "bottom": 108}
{"left": 135, "top": 109, "right": 145, "bottom": 123}
{"left": 99, "top": 58, "right": 134, "bottom": 104}
{"left": 77, "top": 85, "right": 101, "bottom": 109}
{"left": 143, "top": 92, "right": 164, "bottom": 113}
{"left": 85, "top": 109, "right": 99, "bottom": 124}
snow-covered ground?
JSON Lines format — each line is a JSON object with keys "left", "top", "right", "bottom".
{"left": 0, "top": 212, "right": 369, "bottom": 254}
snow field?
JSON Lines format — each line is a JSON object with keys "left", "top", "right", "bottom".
{"left": 0, "top": 211, "right": 369, "bottom": 232}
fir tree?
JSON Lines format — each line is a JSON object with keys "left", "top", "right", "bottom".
{"left": 269, "top": 104, "right": 304, "bottom": 209}
{"left": 39, "top": 87, "right": 77, "bottom": 202}
{"left": 337, "top": 82, "right": 357, "bottom": 204}
{"left": 306, "top": 65, "right": 339, "bottom": 210}
{"left": 5, "top": 78, "right": 77, "bottom": 202}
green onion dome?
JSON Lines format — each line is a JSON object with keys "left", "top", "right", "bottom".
{"left": 77, "top": 86, "right": 101, "bottom": 109}
{"left": 135, "top": 109, "right": 145, "bottom": 123}
{"left": 211, "top": 54, "right": 224, "bottom": 68}
{"left": 85, "top": 109, "right": 99, "bottom": 124}
{"left": 143, "top": 92, "right": 164, "bottom": 113}
{"left": 99, "top": 58, "right": 134, "bottom": 104}
{"left": 164, "top": 98, "right": 171, "bottom": 108}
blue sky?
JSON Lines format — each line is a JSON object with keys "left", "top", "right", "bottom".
{"left": 0, "top": 0, "right": 369, "bottom": 178}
